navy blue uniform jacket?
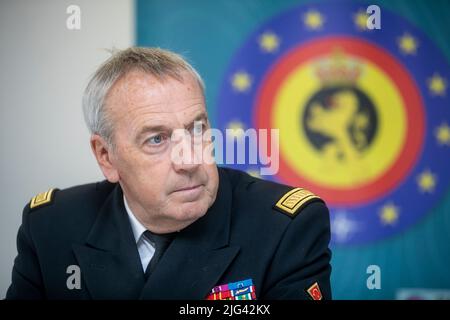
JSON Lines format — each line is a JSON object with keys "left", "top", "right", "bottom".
{"left": 6, "top": 167, "right": 332, "bottom": 300}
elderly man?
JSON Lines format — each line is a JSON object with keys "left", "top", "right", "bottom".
{"left": 6, "top": 47, "right": 331, "bottom": 300}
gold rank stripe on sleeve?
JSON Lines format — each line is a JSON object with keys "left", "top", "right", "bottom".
{"left": 30, "top": 188, "right": 56, "bottom": 209}
{"left": 274, "top": 187, "right": 322, "bottom": 216}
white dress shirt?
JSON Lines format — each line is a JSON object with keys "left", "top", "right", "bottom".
{"left": 123, "top": 195, "right": 155, "bottom": 272}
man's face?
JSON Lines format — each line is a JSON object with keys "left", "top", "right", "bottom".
{"left": 102, "top": 70, "right": 219, "bottom": 232}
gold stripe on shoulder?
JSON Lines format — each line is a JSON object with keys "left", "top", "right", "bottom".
{"left": 30, "top": 188, "right": 56, "bottom": 209}
{"left": 274, "top": 188, "right": 321, "bottom": 216}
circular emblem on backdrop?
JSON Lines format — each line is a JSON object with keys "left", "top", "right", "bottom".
{"left": 216, "top": 1, "right": 450, "bottom": 245}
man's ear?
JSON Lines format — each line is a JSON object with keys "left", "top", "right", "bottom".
{"left": 90, "top": 134, "right": 119, "bottom": 183}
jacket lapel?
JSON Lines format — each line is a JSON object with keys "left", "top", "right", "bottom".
{"left": 72, "top": 185, "right": 145, "bottom": 299}
{"left": 140, "top": 169, "right": 240, "bottom": 300}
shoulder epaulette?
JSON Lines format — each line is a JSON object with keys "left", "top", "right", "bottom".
{"left": 274, "top": 188, "right": 323, "bottom": 217}
{"left": 30, "top": 188, "right": 57, "bottom": 210}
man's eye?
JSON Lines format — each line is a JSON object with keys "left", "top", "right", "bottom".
{"left": 192, "top": 122, "right": 205, "bottom": 136}
{"left": 147, "top": 134, "right": 164, "bottom": 145}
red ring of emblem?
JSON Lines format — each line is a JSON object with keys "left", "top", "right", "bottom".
{"left": 254, "top": 36, "right": 425, "bottom": 206}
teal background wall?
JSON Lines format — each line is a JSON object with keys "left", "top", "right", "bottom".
{"left": 136, "top": 0, "right": 450, "bottom": 299}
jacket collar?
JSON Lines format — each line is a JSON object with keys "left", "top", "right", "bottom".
{"left": 72, "top": 185, "right": 145, "bottom": 299}
{"left": 139, "top": 168, "right": 240, "bottom": 299}
{"left": 73, "top": 167, "right": 240, "bottom": 299}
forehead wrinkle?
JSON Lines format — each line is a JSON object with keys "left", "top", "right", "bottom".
{"left": 106, "top": 70, "right": 205, "bottom": 133}
{"left": 125, "top": 102, "right": 207, "bottom": 135}
{"left": 118, "top": 78, "right": 203, "bottom": 114}
{"left": 127, "top": 98, "right": 205, "bottom": 115}
{"left": 118, "top": 70, "right": 201, "bottom": 108}
{"left": 123, "top": 101, "right": 205, "bottom": 128}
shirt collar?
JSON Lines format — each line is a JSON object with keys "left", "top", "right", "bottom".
{"left": 123, "top": 195, "right": 147, "bottom": 243}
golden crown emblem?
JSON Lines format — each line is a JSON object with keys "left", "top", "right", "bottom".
{"left": 314, "top": 48, "right": 362, "bottom": 86}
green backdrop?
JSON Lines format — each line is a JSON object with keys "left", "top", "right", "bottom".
{"left": 136, "top": 0, "right": 450, "bottom": 299}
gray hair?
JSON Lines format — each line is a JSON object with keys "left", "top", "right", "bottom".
{"left": 82, "top": 47, "right": 205, "bottom": 145}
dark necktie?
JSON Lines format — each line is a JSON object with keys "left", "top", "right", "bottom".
{"left": 143, "top": 230, "right": 174, "bottom": 279}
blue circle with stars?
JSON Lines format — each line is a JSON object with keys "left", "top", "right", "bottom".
{"left": 215, "top": 1, "right": 450, "bottom": 245}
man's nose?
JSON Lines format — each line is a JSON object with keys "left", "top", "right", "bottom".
{"left": 171, "top": 131, "right": 202, "bottom": 173}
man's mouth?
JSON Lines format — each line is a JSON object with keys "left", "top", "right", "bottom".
{"left": 173, "top": 184, "right": 203, "bottom": 193}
